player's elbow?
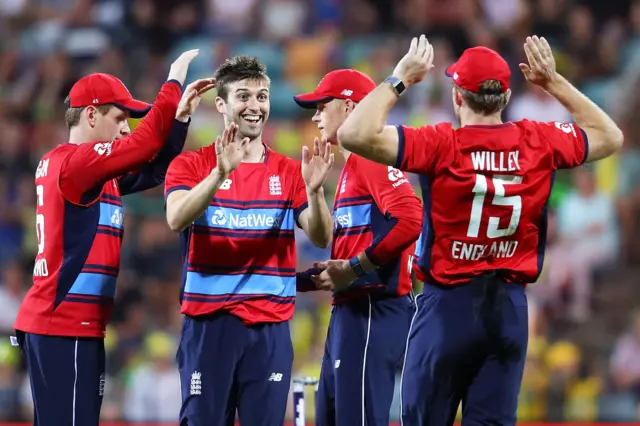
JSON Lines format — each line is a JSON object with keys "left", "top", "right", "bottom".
{"left": 337, "top": 125, "right": 366, "bottom": 152}
{"left": 310, "top": 232, "right": 332, "bottom": 249}
{"left": 166, "top": 209, "right": 187, "bottom": 233}
{"left": 586, "top": 125, "right": 624, "bottom": 161}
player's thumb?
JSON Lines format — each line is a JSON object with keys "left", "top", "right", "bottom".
{"left": 302, "top": 145, "right": 311, "bottom": 163}
{"left": 313, "top": 261, "right": 328, "bottom": 270}
{"left": 519, "top": 63, "right": 532, "bottom": 79}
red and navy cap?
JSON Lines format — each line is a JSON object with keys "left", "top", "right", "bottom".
{"left": 68, "top": 73, "right": 152, "bottom": 118}
{"left": 445, "top": 46, "right": 511, "bottom": 94}
{"left": 294, "top": 69, "right": 376, "bottom": 109}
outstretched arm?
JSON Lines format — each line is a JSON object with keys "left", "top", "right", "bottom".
{"left": 520, "top": 36, "right": 623, "bottom": 162}
{"left": 339, "top": 35, "right": 435, "bottom": 166}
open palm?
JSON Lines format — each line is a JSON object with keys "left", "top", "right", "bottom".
{"left": 215, "top": 122, "right": 249, "bottom": 175}
{"left": 302, "top": 138, "right": 335, "bottom": 192}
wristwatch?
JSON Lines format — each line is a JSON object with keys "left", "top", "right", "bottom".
{"left": 384, "top": 76, "right": 406, "bottom": 97}
{"left": 349, "top": 256, "right": 367, "bottom": 278}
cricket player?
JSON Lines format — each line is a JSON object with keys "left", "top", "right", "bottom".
{"left": 164, "top": 55, "right": 334, "bottom": 426}
{"left": 294, "top": 69, "right": 422, "bottom": 426}
{"left": 336, "top": 35, "right": 624, "bottom": 426}
{"left": 13, "top": 50, "right": 213, "bottom": 425}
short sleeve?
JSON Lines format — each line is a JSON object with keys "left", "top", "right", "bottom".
{"left": 164, "top": 152, "right": 202, "bottom": 200}
{"left": 536, "top": 121, "right": 589, "bottom": 169}
{"left": 395, "top": 123, "right": 450, "bottom": 177}
{"left": 292, "top": 166, "right": 308, "bottom": 224}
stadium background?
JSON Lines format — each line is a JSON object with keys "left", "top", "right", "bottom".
{"left": 1, "top": 0, "right": 640, "bottom": 423}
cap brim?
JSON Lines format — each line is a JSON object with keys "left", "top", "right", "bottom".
{"left": 445, "top": 63, "right": 456, "bottom": 77}
{"left": 293, "top": 92, "right": 333, "bottom": 109}
{"left": 115, "top": 98, "right": 152, "bottom": 119}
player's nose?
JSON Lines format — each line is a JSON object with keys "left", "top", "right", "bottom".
{"left": 312, "top": 110, "right": 321, "bottom": 122}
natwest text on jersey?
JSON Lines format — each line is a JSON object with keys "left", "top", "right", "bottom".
{"left": 471, "top": 150, "right": 520, "bottom": 172}
{"left": 451, "top": 240, "right": 519, "bottom": 261}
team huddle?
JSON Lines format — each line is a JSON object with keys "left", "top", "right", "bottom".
{"left": 14, "top": 34, "right": 623, "bottom": 426}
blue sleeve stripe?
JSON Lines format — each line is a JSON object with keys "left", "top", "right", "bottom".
{"left": 395, "top": 125, "right": 406, "bottom": 170}
{"left": 165, "top": 185, "right": 193, "bottom": 200}
{"left": 580, "top": 127, "right": 589, "bottom": 164}
{"left": 184, "top": 272, "right": 296, "bottom": 297}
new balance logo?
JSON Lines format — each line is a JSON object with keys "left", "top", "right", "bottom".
{"left": 334, "top": 360, "right": 341, "bottom": 369}
{"left": 219, "top": 179, "right": 232, "bottom": 190}
{"left": 340, "top": 89, "right": 353, "bottom": 97}
{"left": 98, "top": 373, "right": 106, "bottom": 396}
{"left": 268, "top": 373, "right": 283, "bottom": 382}
{"left": 190, "top": 371, "right": 202, "bottom": 395}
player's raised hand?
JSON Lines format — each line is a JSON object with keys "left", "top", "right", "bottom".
{"left": 311, "top": 259, "right": 356, "bottom": 292}
{"left": 519, "top": 36, "right": 558, "bottom": 89}
{"left": 168, "top": 49, "right": 200, "bottom": 86}
{"left": 302, "top": 137, "right": 334, "bottom": 193}
{"left": 392, "top": 34, "right": 434, "bottom": 87}
{"left": 214, "top": 122, "right": 249, "bottom": 176}
{"left": 176, "top": 78, "right": 216, "bottom": 122}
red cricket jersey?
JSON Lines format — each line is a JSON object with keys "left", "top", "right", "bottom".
{"left": 396, "top": 119, "right": 588, "bottom": 285}
{"left": 328, "top": 154, "right": 422, "bottom": 303}
{"left": 164, "top": 144, "right": 308, "bottom": 325}
{"left": 14, "top": 80, "right": 183, "bottom": 338}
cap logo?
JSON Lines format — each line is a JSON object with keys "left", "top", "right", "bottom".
{"left": 93, "top": 99, "right": 99, "bottom": 104}
{"left": 453, "top": 72, "right": 459, "bottom": 80}
{"left": 341, "top": 89, "right": 353, "bottom": 96}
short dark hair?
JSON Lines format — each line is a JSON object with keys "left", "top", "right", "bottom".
{"left": 456, "top": 80, "right": 509, "bottom": 116}
{"left": 63, "top": 95, "right": 113, "bottom": 129}
{"left": 213, "top": 55, "right": 270, "bottom": 101}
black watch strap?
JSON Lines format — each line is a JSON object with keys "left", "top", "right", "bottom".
{"left": 384, "top": 76, "right": 406, "bottom": 96}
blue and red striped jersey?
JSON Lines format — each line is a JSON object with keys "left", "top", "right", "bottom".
{"left": 14, "top": 81, "right": 185, "bottom": 338}
{"left": 396, "top": 119, "right": 589, "bottom": 285}
{"left": 300, "top": 154, "right": 422, "bottom": 303}
{"left": 164, "top": 144, "right": 308, "bottom": 325}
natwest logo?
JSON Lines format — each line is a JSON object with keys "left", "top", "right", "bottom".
{"left": 333, "top": 213, "right": 352, "bottom": 228}
{"left": 211, "top": 209, "right": 283, "bottom": 229}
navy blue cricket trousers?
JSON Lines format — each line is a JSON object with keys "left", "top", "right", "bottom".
{"left": 316, "top": 294, "right": 414, "bottom": 426}
{"left": 17, "top": 331, "right": 105, "bottom": 426}
{"left": 400, "top": 274, "right": 528, "bottom": 426}
{"left": 177, "top": 312, "right": 293, "bottom": 426}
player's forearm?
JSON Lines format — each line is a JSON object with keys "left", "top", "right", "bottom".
{"left": 338, "top": 82, "right": 398, "bottom": 153}
{"left": 166, "top": 167, "right": 228, "bottom": 232}
{"left": 63, "top": 81, "right": 183, "bottom": 197}
{"left": 303, "top": 188, "right": 333, "bottom": 249}
{"left": 364, "top": 214, "right": 422, "bottom": 267}
{"left": 119, "top": 119, "right": 189, "bottom": 195}
{"left": 546, "top": 75, "right": 623, "bottom": 161}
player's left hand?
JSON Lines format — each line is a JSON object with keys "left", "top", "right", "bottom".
{"left": 311, "top": 259, "right": 356, "bottom": 292}
{"left": 302, "top": 137, "right": 334, "bottom": 193}
{"left": 176, "top": 78, "right": 217, "bottom": 122}
{"left": 392, "top": 34, "right": 435, "bottom": 87}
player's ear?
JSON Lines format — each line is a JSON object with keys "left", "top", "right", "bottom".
{"left": 344, "top": 99, "right": 355, "bottom": 114}
{"left": 215, "top": 96, "right": 227, "bottom": 114}
{"left": 452, "top": 87, "right": 463, "bottom": 107}
{"left": 504, "top": 88, "right": 512, "bottom": 105}
{"left": 85, "top": 106, "right": 97, "bottom": 128}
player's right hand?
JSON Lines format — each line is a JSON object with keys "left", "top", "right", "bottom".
{"left": 168, "top": 49, "right": 200, "bottom": 86}
{"left": 519, "top": 36, "right": 558, "bottom": 89}
{"left": 214, "top": 122, "right": 249, "bottom": 176}
{"left": 392, "top": 34, "right": 434, "bottom": 87}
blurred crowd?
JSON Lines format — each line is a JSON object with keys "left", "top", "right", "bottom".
{"left": 1, "top": 0, "right": 640, "bottom": 423}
